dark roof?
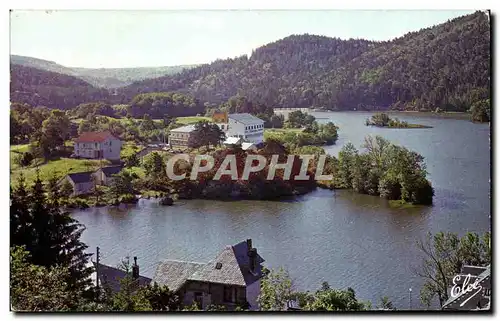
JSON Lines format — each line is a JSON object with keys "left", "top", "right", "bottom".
{"left": 188, "top": 240, "right": 265, "bottom": 286}
{"left": 99, "top": 165, "right": 123, "bottom": 177}
{"left": 153, "top": 260, "right": 206, "bottom": 292}
{"left": 232, "top": 240, "right": 265, "bottom": 285}
{"left": 93, "top": 262, "right": 152, "bottom": 294}
{"left": 67, "top": 171, "right": 94, "bottom": 184}
{"left": 151, "top": 240, "right": 265, "bottom": 291}
{"left": 228, "top": 113, "right": 264, "bottom": 125}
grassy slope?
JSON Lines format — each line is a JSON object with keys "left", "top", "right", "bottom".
{"left": 175, "top": 116, "right": 211, "bottom": 124}
{"left": 10, "top": 157, "right": 110, "bottom": 185}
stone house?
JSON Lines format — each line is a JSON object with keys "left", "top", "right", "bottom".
{"left": 153, "top": 239, "right": 265, "bottom": 310}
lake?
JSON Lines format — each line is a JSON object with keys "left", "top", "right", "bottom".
{"left": 72, "top": 111, "right": 491, "bottom": 309}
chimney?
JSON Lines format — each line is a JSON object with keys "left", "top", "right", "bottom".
{"left": 247, "top": 239, "right": 257, "bottom": 273}
{"left": 132, "top": 256, "right": 139, "bottom": 279}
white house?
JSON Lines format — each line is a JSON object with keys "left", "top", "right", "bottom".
{"left": 74, "top": 131, "right": 122, "bottom": 161}
{"left": 227, "top": 113, "right": 265, "bottom": 144}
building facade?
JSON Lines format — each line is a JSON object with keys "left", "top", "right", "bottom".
{"left": 168, "top": 124, "right": 196, "bottom": 148}
{"left": 74, "top": 131, "right": 122, "bottom": 161}
{"left": 93, "top": 165, "right": 123, "bottom": 186}
{"left": 227, "top": 113, "right": 265, "bottom": 144}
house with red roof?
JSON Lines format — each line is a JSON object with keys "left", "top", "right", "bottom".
{"left": 74, "top": 131, "right": 122, "bottom": 161}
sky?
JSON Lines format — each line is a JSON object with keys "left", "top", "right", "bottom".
{"left": 10, "top": 10, "right": 475, "bottom": 68}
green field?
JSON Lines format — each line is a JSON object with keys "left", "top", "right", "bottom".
{"left": 175, "top": 116, "right": 211, "bottom": 125}
{"left": 10, "top": 157, "right": 111, "bottom": 185}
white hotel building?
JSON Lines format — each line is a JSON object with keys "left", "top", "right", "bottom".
{"left": 223, "top": 113, "right": 265, "bottom": 144}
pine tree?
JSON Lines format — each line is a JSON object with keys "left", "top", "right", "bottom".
{"left": 10, "top": 173, "right": 31, "bottom": 247}
{"left": 10, "top": 172, "right": 94, "bottom": 308}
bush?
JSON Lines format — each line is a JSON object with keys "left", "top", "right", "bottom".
{"left": 118, "top": 194, "right": 138, "bottom": 204}
{"left": 17, "top": 152, "right": 34, "bottom": 167}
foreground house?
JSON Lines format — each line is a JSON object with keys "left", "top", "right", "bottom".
{"left": 93, "top": 165, "right": 123, "bottom": 186}
{"left": 168, "top": 124, "right": 196, "bottom": 148}
{"left": 93, "top": 239, "right": 265, "bottom": 311}
{"left": 74, "top": 131, "right": 122, "bottom": 161}
{"left": 59, "top": 171, "right": 94, "bottom": 196}
{"left": 442, "top": 265, "right": 491, "bottom": 311}
{"left": 153, "top": 239, "right": 265, "bottom": 310}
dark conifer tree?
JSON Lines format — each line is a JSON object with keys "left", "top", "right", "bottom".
{"left": 10, "top": 172, "right": 94, "bottom": 307}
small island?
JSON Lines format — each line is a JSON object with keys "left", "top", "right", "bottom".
{"left": 365, "top": 113, "right": 432, "bottom": 128}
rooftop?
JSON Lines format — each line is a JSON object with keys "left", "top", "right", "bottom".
{"left": 75, "top": 131, "right": 117, "bottom": 143}
{"left": 228, "top": 113, "right": 264, "bottom": 125}
{"left": 67, "top": 171, "right": 94, "bottom": 184}
{"left": 241, "top": 142, "right": 256, "bottom": 150}
{"left": 99, "top": 165, "right": 123, "bottom": 177}
{"left": 153, "top": 260, "right": 206, "bottom": 292}
{"left": 93, "top": 262, "right": 152, "bottom": 293}
{"left": 223, "top": 136, "right": 242, "bottom": 145}
{"left": 153, "top": 240, "right": 265, "bottom": 290}
{"left": 170, "top": 124, "right": 197, "bottom": 133}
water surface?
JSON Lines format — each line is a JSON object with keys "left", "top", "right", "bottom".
{"left": 73, "top": 112, "right": 490, "bottom": 309}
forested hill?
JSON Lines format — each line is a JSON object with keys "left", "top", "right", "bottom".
{"left": 10, "top": 55, "right": 197, "bottom": 88}
{"left": 10, "top": 64, "right": 110, "bottom": 109}
{"left": 115, "top": 11, "right": 490, "bottom": 112}
{"left": 10, "top": 11, "right": 490, "bottom": 112}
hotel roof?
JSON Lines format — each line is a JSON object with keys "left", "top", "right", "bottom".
{"left": 228, "top": 113, "right": 264, "bottom": 125}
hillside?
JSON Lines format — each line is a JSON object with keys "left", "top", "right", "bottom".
{"left": 10, "top": 11, "right": 490, "bottom": 113}
{"left": 115, "top": 11, "right": 490, "bottom": 112}
{"left": 10, "top": 64, "right": 109, "bottom": 109}
{"left": 10, "top": 55, "right": 197, "bottom": 88}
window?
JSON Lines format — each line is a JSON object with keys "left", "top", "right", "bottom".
{"left": 224, "top": 286, "right": 235, "bottom": 303}
{"left": 95, "top": 143, "right": 98, "bottom": 148}
{"left": 109, "top": 140, "right": 112, "bottom": 146}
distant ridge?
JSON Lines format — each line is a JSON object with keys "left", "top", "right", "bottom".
{"left": 10, "top": 54, "right": 198, "bottom": 89}
{"left": 10, "top": 11, "right": 490, "bottom": 113}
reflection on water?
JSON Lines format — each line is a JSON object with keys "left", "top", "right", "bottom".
{"left": 72, "top": 112, "right": 490, "bottom": 310}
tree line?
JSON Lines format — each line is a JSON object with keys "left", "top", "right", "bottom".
{"left": 10, "top": 12, "right": 490, "bottom": 119}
